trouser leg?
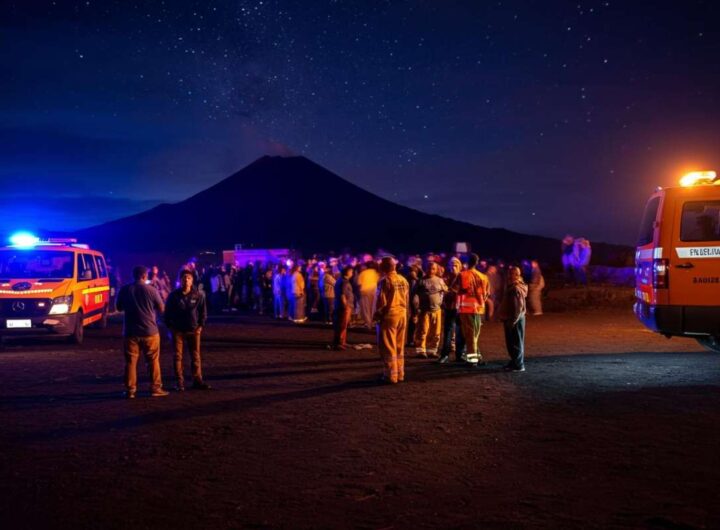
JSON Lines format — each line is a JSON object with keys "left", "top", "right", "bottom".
{"left": 396, "top": 314, "right": 406, "bottom": 381}
{"left": 327, "top": 298, "right": 335, "bottom": 323}
{"left": 123, "top": 337, "right": 140, "bottom": 391}
{"left": 415, "top": 311, "right": 430, "bottom": 353}
{"left": 189, "top": 330, "right": 203, "bottom": 382}
{"left": 296, "top": 295, "right": 305, "bottom": 320}
{"left": 360, "top": 293, "right": 373, "bottom": 327}
{"left": 515, "top": 316, "right": 526, "bottom": 367}
{"left": 461, "top": 314, "right": 482, "bottom": 363}
{"left": 288, "top": 296, "right": 295, "bottom": 319}
{"left": 172, "top": 331, "right": 185, "bottom": 384}
{"left": 377, "top": 317, "right": 398, "bottom": 383}
{"left": 333, "top": 307, "right": 351, "bottom": 347}
{"left": 440, "top": 309, "right": 455, "bottom": 357}
{"left": 426, "top": 310, "right": 442, "bottom": 354}
{"left": 142, "top": 334, "right": 163, "bottom": 392}
{"left": 454, "top": 313, "right": 465, "bottom": 359}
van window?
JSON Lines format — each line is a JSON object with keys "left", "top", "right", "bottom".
{"left": 681, "top": 200, "right": 720, "bottom": 242}
{"left": 94, "top": 255, "right": 108, "bottom": 278}
{"left": 77, "top": 254, "right": 98, "bottom": 281}
{"left": 637, "top": 197, "right": 661, "bottom": 246}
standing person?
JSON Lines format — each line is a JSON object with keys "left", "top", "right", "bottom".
{"left": 289, "top": 264, "right": 307, "bottom": 323}
{"left": 527, "top": 260, "right": 545, "bottom": 316}
{"left": 374, "top": 257, "right": 409, "bottom": 384}
{"left": 116, "top": 265, "right": 168, "bottom": 398}
{"left": 164, "top": 270, "right": 211, "bottom": 391}
{"left": 108, "top": 261, "right": 120, "bottom": 313}
{"left": 260, "top": 269, "right": 273, "bottom": 316}
{"left": 498, "top": 266, "right": 528, "bottom": 372}
{"left": 322, "top": 268, "right": 337, "bottom": 325}
{"left": 357, "top": 261, "right": 379, "bottom": 328}
{"left": 486, "top": 264, "right": 504, "bottom": 322}
{"left": 332, "top": 266, "right": 355, "bottom": 350}
{"left": 149, "top": 265, "right": 170, "bottom": 301}
{"left": 273, "top": 266, "right": 287, "bottom": 319}
{"left": 412, "top": 262, "right": 448, "bottom": 358}
{"left": 457, "top": 253, "right": 489, "bottom": 366}
{"left": 307, "top": 264, "right": 321, "bottom": 317}
{"left": 438, "top": 257, "right": 464, "bottom": 364}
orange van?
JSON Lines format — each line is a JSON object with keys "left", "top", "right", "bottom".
{"left": 634, "top": 171, "right": 720, "bottom": 352}
{"left": 0, "top": 235, "right": 110, "bottom": 344}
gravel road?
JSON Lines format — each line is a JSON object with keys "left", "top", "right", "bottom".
{"left": 0, "top": 309, "right": 717, "bottom": 529}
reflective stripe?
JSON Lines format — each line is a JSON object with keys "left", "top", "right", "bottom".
{"left": 0, "top": 289, "right": 53, "bottom": 294}
{"left": 636, "top": 248, "right": 663, "bottom": 260}
{"left": 675, "top": 246, "right": 720, "bottom": 259}
{"left": 82, "top": 286, "right": 110, "bottom": 295}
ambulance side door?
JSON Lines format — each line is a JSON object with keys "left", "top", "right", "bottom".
{"left": 92, "top": 255, "right": 110, "bottom": 311}
{"left": 670, "top": 196, "right": 720, "bottom": 307}
{"left": 76, "top": 253, "right": 100, "bottom": 322}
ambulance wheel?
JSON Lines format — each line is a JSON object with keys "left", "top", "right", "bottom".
{"left": 696, "top": 336, "right": 720, "bottom": 353}
{"left": 93, "top": 306, "right": 108, "bottom": 330}
{"left": 69, "top": 312, "right": 84, "bottom": 345}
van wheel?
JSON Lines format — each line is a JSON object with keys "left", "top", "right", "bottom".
{"left": 93, "top": 306, "right": 108, "bottom": 330}
{"left": 696, "top": 336, "right": 720, "bottom": 353}
{"left": 68, "top": 312, "right": 84, "bottom": 344}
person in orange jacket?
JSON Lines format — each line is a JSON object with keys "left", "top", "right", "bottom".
{"left": 456, "top": 253, "right": 489, "bottom": 365}
{"left": 373, "top": 256, "right": 410, "bottom": 384}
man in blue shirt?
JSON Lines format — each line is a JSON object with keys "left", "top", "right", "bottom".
{"left": 116, "top": 265, "right": 168, "bottom": 398}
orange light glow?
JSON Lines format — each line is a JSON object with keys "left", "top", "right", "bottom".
{"left": 679, "top": 170, "right": 717, "bottom": 187}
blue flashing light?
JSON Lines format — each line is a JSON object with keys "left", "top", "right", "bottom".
{"left": 9, "top": 232, "right": 40, "bottom": 248}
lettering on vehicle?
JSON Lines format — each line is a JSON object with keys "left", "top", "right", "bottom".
{"left": 675, "top": 246, "right": 720, "bottom": 259}
{"left": 692, "top": 277, "right": 720, "bottom": 284}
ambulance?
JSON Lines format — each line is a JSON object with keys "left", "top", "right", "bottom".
{"left": 634, "top": 171, "right": 720, "bottom": 352}
{"left": 0, "top": 233, "right": 110, "bottom": 344}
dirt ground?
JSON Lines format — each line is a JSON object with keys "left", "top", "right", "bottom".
{"left": 1, "top": 309, "right": 718, "bottom": 530}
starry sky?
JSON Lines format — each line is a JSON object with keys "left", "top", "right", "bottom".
{"left": 2, "top": 0, "right": 719, "bottom": 245}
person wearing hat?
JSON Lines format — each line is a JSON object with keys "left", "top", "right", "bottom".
{"left": 373, "top": 256, "right": 410, "bottom": 383}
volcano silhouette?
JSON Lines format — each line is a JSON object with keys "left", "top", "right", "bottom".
{"left": 77, "top": 156, "right": 628, "bottom": 264}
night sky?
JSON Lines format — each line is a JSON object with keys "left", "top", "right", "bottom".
{"left": 2, "top": 0, "right": 719, "bottom": 245}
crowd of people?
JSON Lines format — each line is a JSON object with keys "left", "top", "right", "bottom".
{"left": 116, "top": 251, "right": 546, "bottom": 395}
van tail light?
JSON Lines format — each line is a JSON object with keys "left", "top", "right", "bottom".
{"left": 652, "top": 258, "right": 669, "bottom": 289}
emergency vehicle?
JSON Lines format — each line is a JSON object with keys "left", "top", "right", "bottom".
{"left": 0, "top": 233, "right": 110, "bottom": 344}
{"left": 634, "top": 171, "right": 720, "bottom": 352}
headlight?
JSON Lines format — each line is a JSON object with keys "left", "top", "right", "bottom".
{"left": 49, "top": 295, "right": 73, "bottom": 315}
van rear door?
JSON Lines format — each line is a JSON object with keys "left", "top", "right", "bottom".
{"left": 670, "top": 195, "right": 720, "bottom": 308}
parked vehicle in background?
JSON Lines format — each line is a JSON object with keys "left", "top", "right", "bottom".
{"left": 634, "top": 171, "right": 720, "bottom": 352}
{"left": 0, "top": 233, "right": 110, "bottom": 344}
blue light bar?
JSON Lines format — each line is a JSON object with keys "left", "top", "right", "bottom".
{"left": 9, "top": 232, "right": 40, "bottom": 247}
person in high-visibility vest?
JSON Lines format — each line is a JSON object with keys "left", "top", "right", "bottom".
{"left": 374, "top": 256, "right": 410, "bottom": 383}
{"left": 456, "top": 253, "right": 489, "bottom": 365}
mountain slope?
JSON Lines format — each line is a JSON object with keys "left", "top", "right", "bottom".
{"left": 78, "top": 156, "right": 629, "bottom": 264}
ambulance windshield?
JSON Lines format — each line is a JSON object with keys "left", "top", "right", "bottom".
{"left": 0, "top": 250, "right": 75, "bottom": 279}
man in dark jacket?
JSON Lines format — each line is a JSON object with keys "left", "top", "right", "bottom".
{"left": 165, "top": 269, "right": 210, "bottom": 390}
